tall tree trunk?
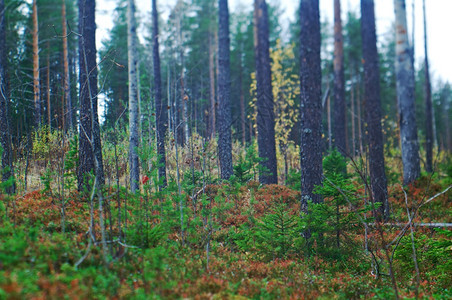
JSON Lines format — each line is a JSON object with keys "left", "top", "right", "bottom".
{"left": 0, "top": 0, "right": 14, "bottom": 194}
{"left": 62, "top": 0, "right": 72, "bottom": 132}
{"left": 357, "top": 76, "right": 364, "bottom": 155}
{"left": 209, "top": 33, "right": 216, "bottom": 139}
{"left": 299, "top": 0, "right": 323, "bottom": 209}
{"left": 152, "top": 0, "right": 167, "bottom": 187}
{"left": 167, "top": 64, "right": 172, "bottom": 136}
{"left": 128, "top": 0, "right": 140, "bottom": 193}
{"left": 175, "top": 0, "right": 189, "bottom": 145}
{"left": 411, "top": 0, "right": 415, "bottom": 64}
{"left": 217, "top": 0, "right": 233, "bottom": 180}
{"left": 78, "top": 0, "right": 105, "bottom": 190}
{"left": 360, "top": 0, "right": 389, "bottom": 219}
{"left": 254, "top": 0, "right": 277, "bottom": 184}
{"left": 239, "top": 49, "right": 246, "bottom": 145}
{"left": 445, "top": 94, "right": 451, "bottom": 152}
{"left": 394, "top": 0, "right": 421, "bottom": 185}
{"left": 351, "top": 70, "right": 356, "bottom": 156}
{"left": 422, "top": 0, "right": 433, "bottom": 173}
{"left": 333, "top": 0, "right": 346, "bottom": 155}
{"left": 46, "top": 46, "right": 51, "bottom": 129}
{"left": 32, "top": 0, "right": 41, "bottom": 128}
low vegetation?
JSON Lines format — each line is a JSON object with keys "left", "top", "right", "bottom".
{"left": 1, "top": 133, "right": 451, "bottom": 299}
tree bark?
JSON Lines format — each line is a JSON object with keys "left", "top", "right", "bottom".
{"left": 32, "top": 0, "right": 41, "bottom": 128}
{"left": 46, "top": 46, "right": 51, "bottom": 129}
{"left": 208, "top": 33, "right": 216, "bottom": 139}
{"left": 422, "top": 0, "right": 433, "bottom": 173}
{"left": 333, "top": 0, "right": 347, "bottom": 155}
{"left": 152, "top": 0, "right": 167, "bottom": 187}
{"left": 394, "top": 0, "right": 421, "bottom": 185}
{"left": 128, "top": 0, "right": 140, "bottom": 193}
{"left": 62, "top": 0, "right": 73, "bottom": 132}
{"left": 78, "top": 0, "right": 105, "bottom": 191}
{"left": 217, "top": 0, "right": 233, "bottom": 180}
{"left": 299, "top": 0, "right": 323, "bottom": 209}
{"left": 360, "top": 0, "right": 389, "bottom": 219}
{"left": 0, "top": 0, "right": 14, "bottom": 193}
{"left": 175, "top": 0, "right": 189, "bottom": 145}
{"left": 254, "top": 0, "right": 277, "bottom": 184}
{"left": 239, "top": 51, "right": 246, "bottom": 145}
{"left": 350, "top": 70, "right": 356, "bottom": 155}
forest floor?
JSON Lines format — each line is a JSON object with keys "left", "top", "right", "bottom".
{"left": 0, "top": 153, "right": 451, "bottom": 299}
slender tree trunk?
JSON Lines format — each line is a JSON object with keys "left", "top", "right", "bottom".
{"left": 394, "top": 0, "right": 421, "bottom": 185}
{"left": 167, "top": 64, "right": 172, "bottom": 136}
{"left": 360, "top": 0, "right": 389, "bottom": 219}
{"left": 62, "top": 0, "right": 72, "bottom": 131}
{"left": 32, "top": 0, "right": 41, "bottom": 128}
{"left": 46, "top": 47, "right": 51, "bottom": 129}
{"left": 411, "top": 0, "right": 415, "bottom": 64}
{"left": 152, "top": 0, "right": 167, "bottom": 187}
{"left": 445, "top": 96, "right": 451, "bottom": 152}
{"left": 333, "top": 0, "right": 346, "bottom": 155}
{"left": 181, "top": 67, "right": 188, "bottom": 144}
{"left": 422, "top": 0, "right": 433, "bottom": 173}
{"left": 0, "top": 0, "right": 14, "bottom": 193}
{"left": 239, "top": 49, "right": 246, "bottom": 145}
{"left": 175, "top": 1, "right": 189, "bottom": 144}
{"left": 351, "top": 70, "right": 356, "bottom": 156}
{"left": 128, "top": 0, "right": 140, "bottom": 193}
{"left": 217, "top": 0, "right": 233, "bottom": 180}
{"left": 327, "top": 93, "right": 332, "bottom": 150}
{"left": 357, "top": 76, "right": 364, "bottom": 155}
{"left": 137, "top": 60, "right": 142, "bottom": 142}
{"left": 299, "top": 0, "right": 323, "bottom": 208}
{"left": 78, "top": 0, "right": 105, "bottom": 190}
{"left": 208, "top": 33, "right": 216, "bottom": 139}
{"left": 254, "top": 0, "right": 277, "bottom": 184}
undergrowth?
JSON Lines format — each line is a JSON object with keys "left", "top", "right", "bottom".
{"left": 0, "top": 132, "right": 451, "bottom": 299}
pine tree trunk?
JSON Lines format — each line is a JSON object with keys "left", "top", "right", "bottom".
{"left": 217, "top": 0, "right": 233, "bottom": 180}
{"left": 394, "top": 0, "right": 421, "bottom": 185}
{"left": 46, "top": 47, "right": 51, "bottom": 129}
{"left": 254, "top": 0, "right": 277, "bottom": 184}
{"left": 422, "top": 0, "right": 433, "bottom": 173}
{"left": 351, "top": 70, "right": 356, "bottom": 156}
{"left": 32, "top": 0, "right": 41, "bottom": 128}
{"left": 299, "top": 0, "right": 323, "bottom": 208}
{"left": 357, "top": 76, "right": 364, "bottom": 155}
{"left": 78, "top": 0, "right": 105, "bottom": 190}
{"left": 0, "top": 0, "right": 14, "bottom": 193}
{"left": 209, "top": 33, "right": 216, "bottom": 139}
{"left": 167, "top": 65, "right": 172, "bottom": 135}
{"left": 333, "top": 0, "right": 346, "bottom": 155}
{"left": 62, "top": 0, "right": 72, "bottom": 132}
{"left": 239, "top": 51, "right": 246, "bottom": 145}
{"left": 128, "top": 0, "right": 140, "bottom": 193}
{"left": 152, "top": 0, "right": 167, "bottom": 187}
{"left": 360, "top": 0, "right": 389, "bottom": 219}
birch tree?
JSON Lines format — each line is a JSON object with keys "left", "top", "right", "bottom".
{"left": 128, "top": 0, "right": 140, "bottom": 192}
{"left": 394, "top": 0, "right": 420, "bottom": 184}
